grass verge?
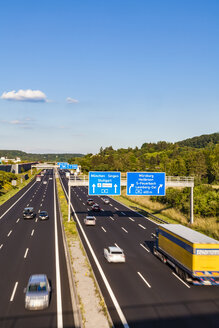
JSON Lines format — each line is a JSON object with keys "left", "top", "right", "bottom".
{"left": 0, "top": 169, "right": 40, "bottom": 206}
{"left": 56, "top": 177, "right": 111, "bottom": 326}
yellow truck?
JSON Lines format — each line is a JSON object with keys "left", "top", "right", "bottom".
{"left": 152, "top": 224, "right": 219, "bottom": 285}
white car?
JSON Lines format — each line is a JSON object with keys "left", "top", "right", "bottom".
{"left": 104, "top": 246, "right": 125, "bottom": 263}
{"left": 102, "top": 197, "right": 110, "bottom": 204}
{"left": 84, "top": 216, "right": 96, "bottom": 226}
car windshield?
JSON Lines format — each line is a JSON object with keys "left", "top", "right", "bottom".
{"left": 112, "top": 251, "right": 123, "bottom": 254}
{"left": 40, "top": 212, "right": 47, "bottom": 215}
{"left": 28, "top": 282, "right": 47, "bottom": 292}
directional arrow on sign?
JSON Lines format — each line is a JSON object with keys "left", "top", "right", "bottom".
{"left": 129, "top": 184, "right": 134, "bottom": 193}
{"left": 114, "top": 184, "right": 117, "bottom": 193}
{"left": 92, "top": 184, "right": 96, "bottom": 193}
{"left": 158, "top": 184, "right": 163, "bottom": 194}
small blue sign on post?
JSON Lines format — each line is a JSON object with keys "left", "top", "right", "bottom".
{"left": 127, "top": 172, "right": 165, "bottom": 196}
{"left": 89, "top": 171, "right": 121, "bottom": 195}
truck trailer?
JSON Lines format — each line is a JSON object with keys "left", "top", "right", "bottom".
{"left": 152, "top": 224, "right": 219, "bottom": 285}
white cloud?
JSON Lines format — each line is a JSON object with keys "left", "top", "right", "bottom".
{"left": 10, "top": 120, "right": 23, "bottom": 125}
{"left": 1, "top": 89, "right": 48, "bottom": 102}
{"left": 66, "top": 97, "right": 79, "bottom": 104}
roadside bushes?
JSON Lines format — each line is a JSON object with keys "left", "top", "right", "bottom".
{"left": 0, "top": 171, "right": 17, "bottom": 190}
{"left": 152, "top": 185, "right": 219, "bottom": 218}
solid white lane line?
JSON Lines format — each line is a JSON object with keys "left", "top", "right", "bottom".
{"left": 7, "top": 230, "right": 12, "bottom": 237}
{"left": 101, "top": 227, "right": 107, "bottom": 232}
{"left": 137, "top": 272, "right": 151, "bottom": 288}
{"left": 140, "top": 243, "right": 150, "bottom": 252}
{"left": 53, "top": 173, "right": 63, "bottom": 328}
{"left": 31, "top": 229, "right": 34, "bottom": 236}
{"left": 110, "top": 216, "right": 114, "bottom": 221}
{"left": 138, "top": 224, "right": 146, "bottom": 230}
{"left": 121, "top": 212, "right": 126, "bottom": 215}
{"left": 59, "top": 174, "right": 129, "bottom": 328}
{"left": 172, "top": 272, "right": 190, "bottom": 288}
{"left": 24, "top": 248, "right": 29, "bottom": 258}
{"left": 115, "top": 207, "right": 119, "bottom": 210}
{"left": 10, "top": 282, "right": 18, "bottom": 302}
{"left": 121, "top": 227, "right": 128, "bottom": 233}
{"left": 0, "top": 244, "right": 3, "bottom": 249}
{"left": 16, "top": 218, "right": 20, "bottom": 223}
{"left": 129, "top": 217, "right": 135, "bottom": 222}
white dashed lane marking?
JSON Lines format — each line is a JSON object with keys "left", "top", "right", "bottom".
{"left": 140, "top": 243, "right": 150, "bottom": 252}
{"left": 101, "top": 227, "right": 107, "bottom": 232}
{"left": 16, "top": 218, "right": 20, "bottom": 223}
{"left": 10, "top": 282, "right": 18, "bottom": 302}
{"left": 138, "top": 224, "right": 146, "bottom": 230}
{"left": 7, "top": 230, "right": 12, "bottom": 237}
{"left": 0, "top": 244, "right": 3, "bottom": 249}
{"left": 121, "top": 227, "right": 128, "bottom": 233}
{"left": 31, "top": 230, "right": 34, "bottom": 237}
{"left": 137, "top": 272, "right": 151, "bottom": 288}
{"left": 110, "top": 216, "right": 114, "bottom": 221}
{"left": 24, "top": 248, "right": 29, "bottom": 258}
{"left": 129, "top": 217, "right": 135, "bottom": 222}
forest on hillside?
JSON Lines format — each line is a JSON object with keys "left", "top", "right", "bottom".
{"left": 69, "top": 133, "right": 219, "bottom": 218}
{"left": 0, "top": 150, "right": 84, "bottom": 162}
{"left": 69, "top": 133, "right": 219, "bottom": 184}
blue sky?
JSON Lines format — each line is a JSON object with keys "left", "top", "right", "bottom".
{"left": 0, "top": 0, "right": 218, "bottom": 154}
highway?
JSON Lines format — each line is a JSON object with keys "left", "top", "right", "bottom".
{"left": 59, "top": 171, "right": 219, "bottom": 328}
{"left": 0, "top": 170, "right": 75, "bottom": 328}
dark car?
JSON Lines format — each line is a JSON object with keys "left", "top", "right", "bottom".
{"left": 92, "top": 204, "right": 101, "bottom": 212}
{"left": 87, "top": 198, "right": 94, "bottom": 205}
{"left": 39, "top": 211, "right": 49, "bottom": 220}
{"left": 23, "top": 207, "right": 35, "bottom": 219}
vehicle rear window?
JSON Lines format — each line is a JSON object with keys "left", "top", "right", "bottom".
{"left": 112, "top": 251, "right": 123, "bottom": 254}
{"left": 28, "top": 283, "right": 47, "bottom": 292}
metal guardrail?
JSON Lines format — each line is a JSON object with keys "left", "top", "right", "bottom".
{"left": 131, "top": 206, "right": 168, "bottom": 224}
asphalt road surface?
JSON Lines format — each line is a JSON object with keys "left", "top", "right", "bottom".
{"left": 60, "top": 171, "right": 219, "bottom": 328}
{"left": 0, "top": 170, "right": 75, "bottom": 328}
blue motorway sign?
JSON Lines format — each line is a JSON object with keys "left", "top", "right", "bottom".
{"left": 127, "top": 172, "right": 165, "bottom": 196}
{"left": 58, "top": 163, "right": 78, "bottom": 170}
{"left": 89, "top": 171, "right": 121, "bottom": 195}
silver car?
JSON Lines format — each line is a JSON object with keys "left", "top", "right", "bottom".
{"left": 84, "top": 215, "right": 96, "bottom": 226}
{"left": 102, "top": 197, "right": 110, "bottom": 204}
{"left": 24, "top": 274, "right": 51, "bottom": 310}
